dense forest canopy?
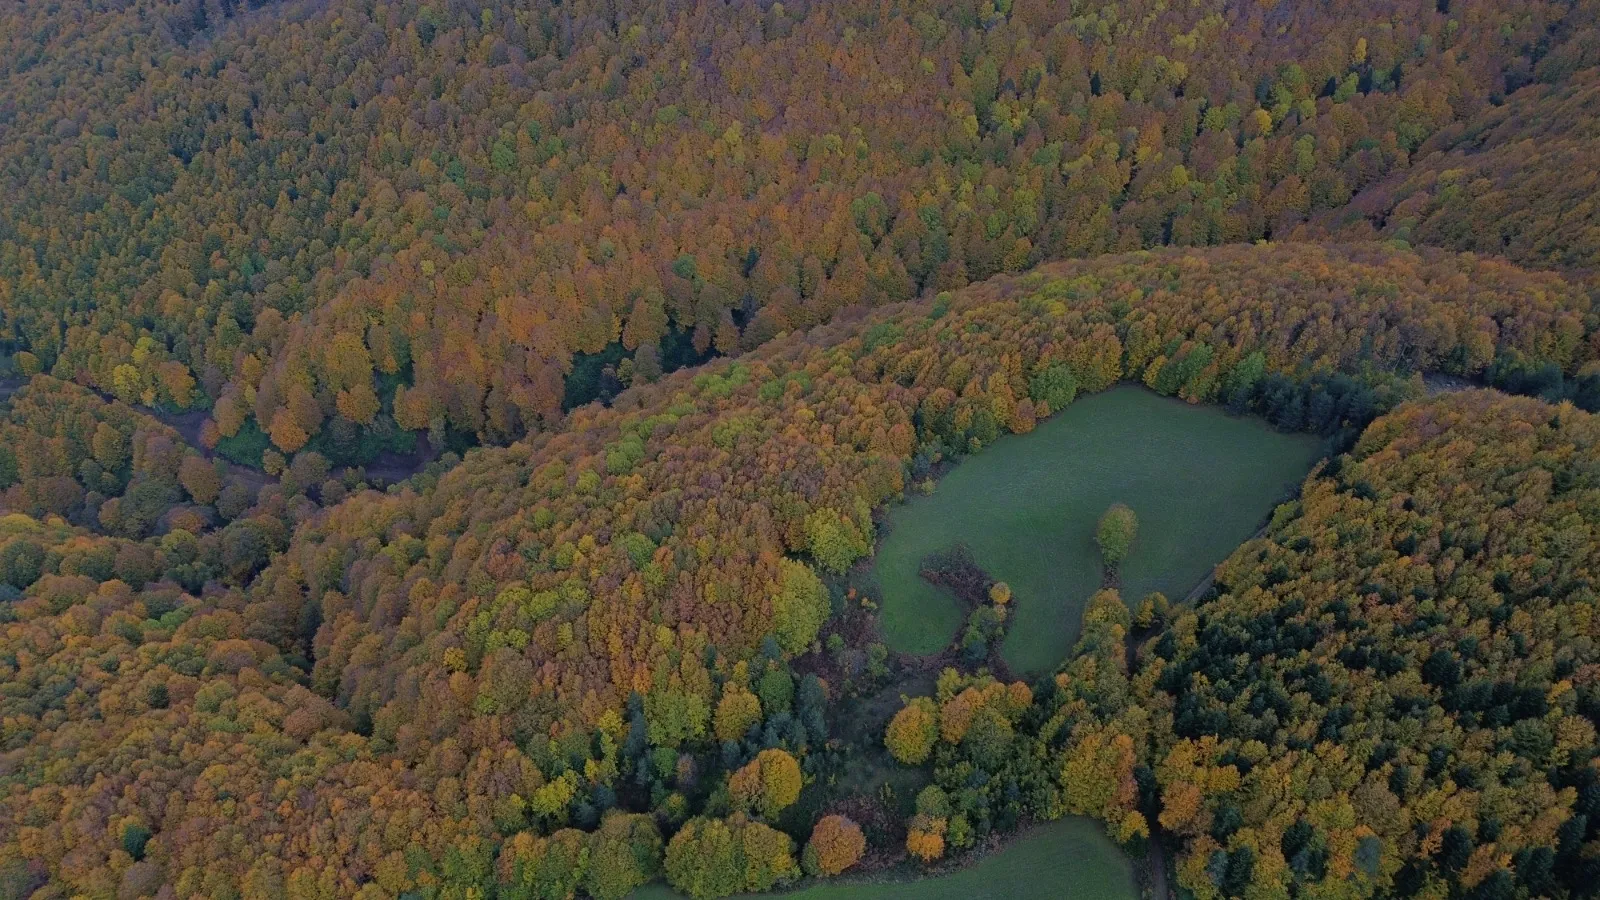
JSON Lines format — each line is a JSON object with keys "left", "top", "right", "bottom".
{"left": 1148, "top": 391, "right": 1600, "bottom": 898}
{"left": 260, "top": 241, "right": 1594, "bottom": 771}
{"left": 3, "top": 0, "right": 1596, "bottom": 456}
{"left": 7, "top": 0, "right": 1600, "bottom": 897}
{"left": 1320, "top": 65, "right": 1600, "bottom": 273}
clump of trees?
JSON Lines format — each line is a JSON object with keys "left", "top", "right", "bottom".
{"left": 728, "top": 748, "right": 804, "bottom": 819}
{"left": 665, "top": 815, "right": 799, "bottom": 899}
{"left": 498, "top": 813, "right": 664, "bottom": 900}
{"left": 883, "top": 669, "right": 1043, "bottom": 860}
{"left": 886, "top": 697, "right": 941, "bottom": 766}
{"left": 920, "top": 545, "right": 1012, "bottom": 662}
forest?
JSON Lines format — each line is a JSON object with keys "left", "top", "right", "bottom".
{"left": 3, "top": 240, "right": 1598, "bottom": 897}
{"left": 5, "top": 0, "right": 1600, "bottom": 898}
{"left": 2, "top": 0, "right": 1590, "bottom": 455}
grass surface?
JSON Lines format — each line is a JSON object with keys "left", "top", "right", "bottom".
{"left": 873, "top": 386, "right": 1323, "bottom": 673}
{"left": 631, "top": 817, "right": 1135, "bottom": 900}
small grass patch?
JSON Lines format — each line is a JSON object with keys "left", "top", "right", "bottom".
{"left": 214, "top": 417, "right": 271, "bottom": 468}
{"left": 872, "top": 386, "right": 1324, "bottom": 674}
{"left": 630, "top": 817, "right": 1135, "bottom": 899}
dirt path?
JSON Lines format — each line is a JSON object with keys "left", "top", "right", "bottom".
{"left": 1143, "top": 828, "right": 1174, "bottom": 900}
{"left": 149, "top": 405, "right": 274, "bottom": 491}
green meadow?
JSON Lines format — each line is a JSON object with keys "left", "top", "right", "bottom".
{"left": 873, "top": 385, "right": 1324, "bottom": 673}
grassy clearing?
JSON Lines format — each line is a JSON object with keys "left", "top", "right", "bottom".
{"left": 630, "top": 817, "right": 1134, "bottom": 900}
{"left": 872, "top": 386, "right": 1324, "bottom": 674}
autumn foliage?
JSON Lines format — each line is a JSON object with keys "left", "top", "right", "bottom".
{"left": 886, "top": 697, "right": 940, "bottom": 765}
{"left": 1321, "top": 67, "right": 1600, "bottom": 272}
{"left": 3, "top": 0, "right": 1592, "bottom": 463}
{"left": 906, "top": 821, "right": 947, "bottom": 863}
{"left": 882, "top": 389, "right": 1600, "bottom": 898}
{"left": 728, "top": 748, "right": 804, "bottom": 819}
{"left": 803, "top": 815, "right": 866, "bottom": 877}
{"left": 664, "top": 814, "right": 799, "bottom": 899}
{"left": 3, "top": 0, "right": 1600, "bottom": 891}
{"left": 1138, "top": 391, "right": 1600, "bottom": 898}
{"left": 0, "top": 238, "right": 1595, "bottom": 894}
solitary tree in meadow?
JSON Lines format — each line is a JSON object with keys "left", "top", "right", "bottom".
{"left": 1096, "top": 504, "right": 1138, "bottom": 569}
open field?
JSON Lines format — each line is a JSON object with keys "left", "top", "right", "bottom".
{"left": 872, "top": 386, "right": 1324, "bottom": 673}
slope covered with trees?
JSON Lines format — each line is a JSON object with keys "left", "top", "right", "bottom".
{"left": 1139, "top": 390, "right": 1600, "bottom": 898}
{"left": 3, "top": 241, "right": 1594, "bottom": 896}
{"left": 1321, "top": 63, "right": 1600, "bottom": 272}
{"left": 261, "top": 241, "right": 1592, "bottom": 798}
{"left": 881, "top": 390, "right": 1600, "bottom": 899}
{"left": 2, "top": 0, "right": 1593, "bottom": 458}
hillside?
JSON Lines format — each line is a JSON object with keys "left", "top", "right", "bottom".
{"left": 1321, "top": 64, "right": 1600, "bottom": 272}
{"left": 2, "top": 0, "right": 1591, "bottom": 456}
{"left": 1153, "top": 390, "right": 1600, "bottom": 896}
{"left": 2, "top": 241, "right": 1595, "bottom": 896}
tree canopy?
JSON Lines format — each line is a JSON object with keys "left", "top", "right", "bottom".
{"left": 1096, "top": 503, "right": 1139, "bottom": 568}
